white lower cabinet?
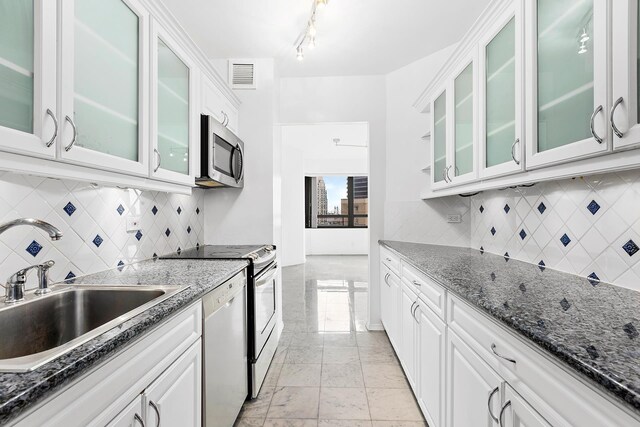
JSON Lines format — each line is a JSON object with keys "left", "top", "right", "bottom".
{"left": 446, "top": 330, "right": 503, "bottom": 427}
{"left": 400, "top": 283, "right": 419, "bottom": 390}
{"left": 416, "top": 302, "right": 446, "bottom": 427}
{"left": 144, "top": 340, "right": 202, "bottom": 427}
{"left": 107, "top": 396, "right": 144, "bottom": 427}
{"left": 501, "top": 385, "right": 551, "bottom": 427}
{"left": 380, "top": 263, "right": 400, "bottom": 348}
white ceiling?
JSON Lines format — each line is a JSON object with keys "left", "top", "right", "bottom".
{"left": 161, "top": 0, "right": 491, "bottom": 78}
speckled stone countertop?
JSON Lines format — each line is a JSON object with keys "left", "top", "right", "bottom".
{"left": 380, "top": 240, "right": 640, "bottom": 413}
{"left": 0, "top": 258, "right": 248, "bottom": 425}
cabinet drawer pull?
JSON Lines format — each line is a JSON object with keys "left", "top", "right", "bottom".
{"left": 412, "top": 302, "right": 420, "bottom": 322}
{"left": 491, "top": 343, "right": 516, "bottom": 364}
{"left": 511, "top": 138, "right": 520, "bottom": 165}
{"left": 384, "top": 272, "right": 391, "bottom": 286}
{"left": 590, "top": 105, "right": 604, "bottom": 144}
{"left": 499, "top": 400, "right": 511, "bottom": 427}
{"left": 64, "top": 115, "right": 77, "bottom": 152}
{"left": 610, "top": 96, "right": 625, "bottom": 138}
{"left": 487, "top": 386, "right": 500, "bottom": 422}
{"left": 149, "top": 400, "right": 160, "bottom": 427}
{"left": 134, "top": 413, "right": 145, "bottom": 427}
{"left": 44, "top": 109, "right": 58, "bottom": 148}
{"left": 154, "top": 148, "right": 162, "bottom": 172}
{"left": 411, "top": 280, "right": 422, "bottom": 287}
{"left": 385, "top": 257, "right": 392, "bottom": 262}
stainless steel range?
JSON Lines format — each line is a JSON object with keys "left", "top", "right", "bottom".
{"left": 161, "top": 245, "right": 279, "bottom": 399}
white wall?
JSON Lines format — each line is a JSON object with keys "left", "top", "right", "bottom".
{"left": 280, "top": 123, "right": 369, "bottom": 266}
{"left": 384, "top": 45, "right": 471, "bottom": 247}
{"left": 279, "top": 75, "right": 386, "bottom": 329}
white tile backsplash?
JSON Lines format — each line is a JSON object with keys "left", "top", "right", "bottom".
{"left": 0, "top": 171, "right": 204, "bottom": 289}
{"left": 470, "top": 171, "right": 640, "bottom": 291}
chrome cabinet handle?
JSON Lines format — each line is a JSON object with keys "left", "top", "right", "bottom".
{"left": 412, "top": 301, "right": 420, "bottom": 322}
{"left": 499, "top": 400, "right": 511, "bottom": 427}
{"left": 149, "top": 400, "right": 160, "bottom": 427}
{"left": 487, "top": 386, "right": 500, "bottom": 422}
{"left": 44, "top": 109, "right": 58, "bottom": 147}
{"left": 221, "top": 111, "right": 228, "bottom": 127}
{"left": 154, "top": 148, "right": 161, "bottom": 172}
{"left": 412, "top": 280, "right": 422, "bottom": 287}
{"left": 491, "top": 343, "right": 516, "bottom": 364}
{"left": 64, "top": 115, "right": 77, "bottom": 152}
{"left": 610, "top": 96, "right": 625, "bottom": 138}
{"left": 385, "top": 257, "right": 392, "bottom": 262}
{"left": 511, "top": 138, "right": 520, "bottom": 165}
{"left": 384, "top": 272, "right": 391, "bottom": 286}
{"left": 445, "top": 165, "right": 452, "bottom": 183}
{"left": 134, "top": 413, "right": 145, "bottom": 427}
{"left": 590, "top": 105, "right": 604, "bottom": 144}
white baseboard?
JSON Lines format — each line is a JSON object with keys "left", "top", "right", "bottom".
{"left": 366, "top": 322, "right": 385, "bottom": 331}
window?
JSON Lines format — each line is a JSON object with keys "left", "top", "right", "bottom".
{"left": 305, "top": 176, "right": 368, "bottom": 228}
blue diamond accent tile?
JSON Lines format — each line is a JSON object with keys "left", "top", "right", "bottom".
{"left": 187, "top": 226, "right": 191, "bottom": 234}
{"left": 560, "top": 233, "right": 571, "bottom": 247}
{"left": 196, "top": 242, "right": 200, "bottom": 249}
{"left": 538, "top": 260, "right": 546, "bottom": 271}
{"left": 490, "top": 272, "right": 496, "bottom": 281}
{"left": 503, "top": 204, "right": 510, "bottom": 214}
{"left": 152, "top": 253, "right": 158, "bottom": 258}
{"left": 26, "top": 240, "right": 43, "bottom": 257}
{"left": 177, "top": 247, "right": 182, "bottom": 254}
{"left": 479, "top": 246, "right": 484, "bottom": 254}
{"left": 165, "top": 228, "right": 171, "bottom": 237}
{"left": 622, "top": 240, "right": 639, "bottom": 257}
{"left": 135, "top": 230, "right": 143, "bottom": 241}
{"left": 63, "top": 202, "right": 76, "bottom": 216}
{"left": 479, "top": 205, "right": 484, "bottom": 213}
{"left": 65, "top": 271, "right": 76, "bottom": 281}
{"left": 116, "top": 204, "right": 125, "bottom": 216}
{"left": 587, "top": 272, "right": 600, "bottom": 286}
{"left": 519, "top": 283, "right": 526, "bottom": 293}
{"left": 586, "top": 200, "right": 601, "bottom": 215}
{"left": 92, "top": 234, "right": 103, "bottom": 248}
{"left": 490, "top": 227, "right": 496, "bottom": 236}
{"left": 196, "top": 207, "right": 200, "bottom": 215}
{"left": 560, "top": 298, "right": 571, "bottom": 311}
{"left": 585, "top": 345, "right": 599, "bottom": 360}
{"left": 117, "top": 260, "right": 125, "bottom": 267}
{"left": 152, "top": 205, "right": 158, "bottom": 215}
{"left": 519, "top": 229, "right": 527, "bottom": 240}
{"left": 504, "top": 252, "right": 510, "bottom": 261}
{"left": 177, "top": 206, "right": 182, "bottom": 215}
{"left": 537, "top": 202, "right": 547, "bottom": 214}
{"left": 623, "top": 323, "right": 638, "bottom": 339}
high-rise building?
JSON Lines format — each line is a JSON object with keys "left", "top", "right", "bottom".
{"left": 317, "top": 177, "right": 328, "bottom": 215}
{"left": 353, "top": 176, "right": 368, "bottom": 199}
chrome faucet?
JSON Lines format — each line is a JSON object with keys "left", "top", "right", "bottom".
{"left": 0, "top": 218, "right": 63, "bottom": 303}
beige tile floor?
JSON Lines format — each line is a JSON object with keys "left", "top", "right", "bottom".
{"left": 235, "top": 256, "right": 427, "bottom": 427}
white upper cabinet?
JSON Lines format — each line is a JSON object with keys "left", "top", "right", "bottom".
{"left": 431, "top": 88, "right": 449, "bottom": 189}
{"left": 202, "top": 73, "right": 239, "bottom": 135}
{"left": 58, "top": 0, "right": 150, "bottom": 176}
{"left": 450, "top": 59, "right": 478, "bottom": 185}
{"left": 611, "top": 0, "right": 640, "bottom": 150}
{"left": 479, "top": 2, "right": 524, "bottom": 179}
{"left": 150, "top": 20, "right": 196, "bottom": 186}
{"left": 524, "top": 0, "right": 609, "bottom": 168}
{"left": 0, "top": 0, "right": 57, "bottom": 158}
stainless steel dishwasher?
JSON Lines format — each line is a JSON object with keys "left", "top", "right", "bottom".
{"left": 202, "top": 270, "right": 248, "bottom": 427}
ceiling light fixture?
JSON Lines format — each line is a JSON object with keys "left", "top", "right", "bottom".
{"left": 294, "top": 0, "right": 328, "bottom": 61}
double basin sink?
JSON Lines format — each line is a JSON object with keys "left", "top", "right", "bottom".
{"left": 0, "top": 284, "right": 181, "bottom": 372}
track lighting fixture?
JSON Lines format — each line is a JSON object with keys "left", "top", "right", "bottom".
{"left": 294, "top": 0, "right": 329, "bottom": 61}
{"left": 296, "top": 46, "right": 304, "bottom": 61}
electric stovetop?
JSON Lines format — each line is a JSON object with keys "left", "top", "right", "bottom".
{"left": 160, "top": 245, "right": 270, "bottom": 260}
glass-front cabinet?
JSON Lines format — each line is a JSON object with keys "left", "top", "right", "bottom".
{"left": 451, "top": 60, "right": 477, "bottom": 184}
{"left": 431, "top": 89, "right": 448, "bottom": 189}
{"left": 611, "top": 0, "right": 640, "bottom": 150}
{"left": 525, "top": 0, "right": 609, "bottom": 168}
{"left": 0, "top": 0, "right": 57, "bottom": 158}
{"left": 58, "top": 0, "right": 149, "bottom": 175}
{"left": 479, "top": 3, "right": 524, "bottom": 179}
{"left": 150, "top": 21, "right": 195, "bottom": 185}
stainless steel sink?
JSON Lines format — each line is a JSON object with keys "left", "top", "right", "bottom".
{"left": 0, "top": 285, "right": 181, "bottom": 372}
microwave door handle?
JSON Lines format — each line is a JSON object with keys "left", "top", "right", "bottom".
{"left": 229, "top": 144, "right": 237, "bottom": 180}
{"left": 236, "top": 144, "right": 244, "bottom": 183}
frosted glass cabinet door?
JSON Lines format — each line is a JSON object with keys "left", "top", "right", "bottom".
{"left": 611, "top": 0, "right": 640, "bottom": 150}
{"left": 432, "top": 91, "right": 448, "bottom": 187}
{"left": 453, "top": 62, "right": 475, "bottom": 181}
{"left": 0, "top": 0, "right": 57, "bottom": 158}
{"left": 150, "top": 21, "right": 195, "bottom": 186}
{"left": 525, "top": 0, "right": 608, "bottom": 168}
{"left": 58, "top": 0, "right": 149, "bottom": 175}
{"left": 479, "top": 3, "right": 524, "bottom": 179}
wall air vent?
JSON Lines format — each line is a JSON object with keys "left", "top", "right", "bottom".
{"left": 228, "top": 61, "right": 256, "bottom": 90}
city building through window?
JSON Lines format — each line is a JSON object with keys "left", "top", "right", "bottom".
{"left": 305, "top": 176, "right": 368, "bottom": 228}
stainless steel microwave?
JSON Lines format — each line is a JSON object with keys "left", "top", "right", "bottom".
{"left": 197, "top": 115, "right": 244, "bottom": 188}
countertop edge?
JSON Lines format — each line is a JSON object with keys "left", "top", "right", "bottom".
{"left": 378, "top": 240, "right": 640, "bottom": 416}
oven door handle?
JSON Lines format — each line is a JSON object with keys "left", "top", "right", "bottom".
{"left": 254, "top": 251, "right": 276, "bottom": 271}
{"left": 255, "top": 263, "right": 278, "bottom": 285}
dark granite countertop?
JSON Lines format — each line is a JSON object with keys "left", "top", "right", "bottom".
{"left": 0, "top": 258, "right": 248, "bottom": 425}
{"left": 380, "top": 240, "right": 640, "bottom": 414}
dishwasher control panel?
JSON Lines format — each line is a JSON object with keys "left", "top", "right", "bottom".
{"left": 203, "top": 269, "right": 246, "bottom": 315}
